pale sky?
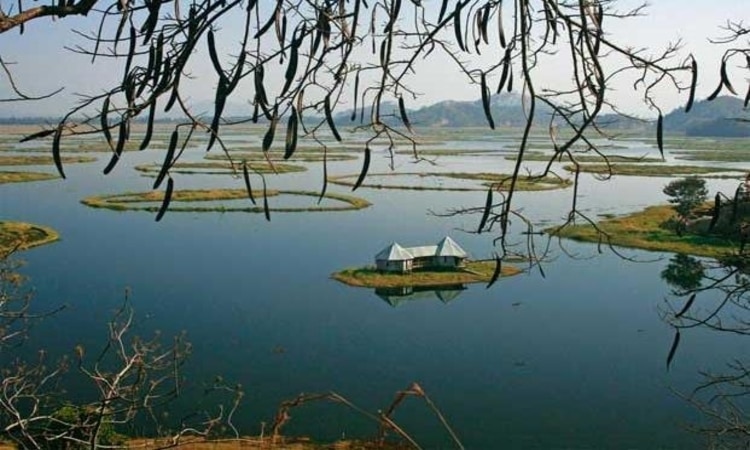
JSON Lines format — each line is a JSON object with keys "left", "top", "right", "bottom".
{"left": 0, "top": 0, "right": 747, "bottom": 118}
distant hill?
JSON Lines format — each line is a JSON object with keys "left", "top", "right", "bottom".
{"left": 664, "top": 96, "right": 750, "bottom": 137}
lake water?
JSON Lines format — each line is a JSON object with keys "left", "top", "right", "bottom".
{"left": 2, "top": 130, "right": 749, "bottom": 448}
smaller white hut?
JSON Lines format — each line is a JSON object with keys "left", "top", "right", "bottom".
{"left": 374, "top": 237, "right": 468, "bottom": 273}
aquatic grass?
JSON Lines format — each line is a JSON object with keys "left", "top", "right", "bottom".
{"left": 134, "top": 161, "right": 307, "bottom": 175}
{"left": 563, "top": 163, "right": 744, "bottom": 178}
{"left": 0, "top": 155, "right": 96, "bottom": 165}
{"left": 0, "top": 171, "right": 59, "bottom": 184}
{"left": 547, "top": 204, "right": 738, "bottom": 258}
{"left": 81, "top": 189, "right": 371, "bottom": 213}
{"left": 332, "top": 260, "right": 522, "bottom": 288}
{"left": 328, "top": 172, "right": 572, "bottom": 192}
{"left": 0, "top": 221, "right": 60, "bottom": 253}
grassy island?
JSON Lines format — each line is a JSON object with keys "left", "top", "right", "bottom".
{"left": 563, "top": 163, "right": 742, "bottom": 178}
{"left": 81, "top": 189, "right": 371, "bottom": 213}
{"left": 134, "top": 161, "right": 306, "bottom": 175}
{"left": 329, "top": 172, "right": 571, "bottom": 192}
{"left": 547, "top": 205, "right": 739, "bottom": 258}
{"left": 332, "top": 260, "right": 522, "bottom": 288}
{"left": 0, "top": 155, "right": 96, "bottom": 166}
{"left": 0, "top": 221, "right": 60, "bottom": 253}
{"left": 0, "top": 171, "right": 60, "bottom": 184}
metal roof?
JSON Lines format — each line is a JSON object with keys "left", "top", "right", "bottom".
{"left": 375, "top": 242, "right": 413, "bottom": 261}
{"left": 375, "top": 236, "right": 468, "bottom": 261}
{"left": 435, "top": 236, "right": 468, "bottom": 257}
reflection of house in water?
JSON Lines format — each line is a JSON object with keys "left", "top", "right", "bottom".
{"left": 374, "top": 284, "right": 467, "bottom": 307}
{"left": 375, "top": 236, "right": 468, "bottom": 273}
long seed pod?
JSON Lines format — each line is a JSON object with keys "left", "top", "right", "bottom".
{"left": 254, "top": 63, "right": 269, "bottom": 108}
{"left": 383, "top": 0, "right": 401, "bottom": 33}
{"left": 745, "top": 83, "right": 750, "bottom": 109}
{"left": 324, "top": 95, "right": 342, "bottom": 141}
{"left": 675, "top": 293, "right": 696, "bottom": 319}
{"left": 666, "top": 329, "right": 680, "bottom": 370}
{"left": 103, "top": 121, "right": 128, "bottom": 175}
{"left": 207, "top": 29, "right": 227, "bottom": 83}
{"left": 122, "top": 26, "right": 136, "bottom": 86}
{"left": 155, "top": 177, "right": 173, "bottom": 222}
{"left": 733, "top": 184, "right": 742, "bottom": 223}
{"left": 496, "top": 52, "right": 510, "bottom": 93}
{"left": 486, "top": 254, "right": 502, "bottom": 289}
{"left": 242, "top": 162, "right": 256, "bottom": 205}
{"left": 506, "top": 65, "right": 513, "bottom": 93}
{"left": 438, "top": 0, "right": 449, "bottom": 23}
{"left": 280, "top": 37, "right": 299, "bottom": 96}
{"left": 353, "top": 146, "right": 371, "bottom": 191}
{"left": 708, "top": 192, "right": 721, "bottom": 231}
{"left": 497, "top": 2, "right": 506, "bottom": 48}
{"left": 284, "top": 107, "right": 299, "bottom": 159}
{"left": 351, "top": 71, "right": 360, "bottom": 121}
{"left": 262, "top": 177, "right": 271, "bottom": 221}
{"left": 656, "top": 113, "right": 664, "bottom": 160}
{"left": 477, "top": 186, "right": 492, "bottom": 233}
{"left": 207, "top": 79, "right": 228, "bottom": 152}
{"left": 139, "top": 100, "right": 157, "bottom": 150}
{"left": 255, "top": 0, "right": 279, "bottom": 39}
{"left": 262, "top": 105, "right": 279, "bottom": 152}
{"left": 454, "top": 2, "right": 465, "bottom": 52}
{"left": 685, "top": 56, "right": 697, "bottom": 113}
{"left": 720, "top": 58, "right": 738, "bottom": 95}
{"left": 154, "top": 128, "right": 178, "bottom": 189}
{"left": 480, "top": 72, "right": 494, "bottom": 129}
{"left": 317, "top": 150, "right": 328, "bottom": 204}
{"left": 52, "top": 123, "right": 65, "bottom": 179}
{"left": 100, "top": 95, "right": 113, "bottom": 148}
{"left": 398, "top": 96, "right": 413, "bottom": 133}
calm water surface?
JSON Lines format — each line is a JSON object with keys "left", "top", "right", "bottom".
{"left": 2, "top": 135, "right": 749, "bottom": 449}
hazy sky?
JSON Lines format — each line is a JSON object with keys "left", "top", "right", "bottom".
{"left": 0, "top": 0, "right": 746, "bottom": 118}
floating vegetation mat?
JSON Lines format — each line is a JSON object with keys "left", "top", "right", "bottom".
{"left": 204, "top": 152, "right": 357, "bottom": 162}
{"left": 328, "top": 172, "right": 572, "bottom": 191}
{"left": 0, "top": 171, "right": 59, "bottom": 184}
{"left": 332, "top": 261, "right": 522, "bottom": 288}
{"left": 134, "top": 161, "right": 306, "bottom": 176}
{"left": 510, "top": 153, "right": 662, "bottom": 163}
{"left": 564, "top": 163, "right": 743, "bottom": 178}
{"left": 81, "top": 189, "right": 372, "bottom": 213}
{"left": 0, "top": 155, "right": 96, "bottom": 165}
{"left": 0, "top": 221, "right": 60, "bottom": 253}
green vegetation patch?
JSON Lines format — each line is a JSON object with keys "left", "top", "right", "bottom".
{"left": 332, "top": 260, "right": 522, "bottom": 288}
{"left": 0, "top": 155, "right": 96, "bottom": 165}
{"left": 547, "top": 205, "right": 738, "bottom": 258}
{"left": 81, "top": 189, "right": 371, "bottom": 213}
{"left": 512, "top": 153, "right": 661, "bottom": 163}
{"left": 328, "top": 172, "right": 571, "bottom": 192}
{"left": 134, "top": 161, "right": 306, "bottom": 175}
{"left": 0, "top": 171, "right": 59, "bottom": 184}
{"left": 204, "top": 152, "right": 357, "bottom": 162}
{"left": 672, "top": 148, "right": 750, "bottom": 163}
{"left": 0, "top": 221, "right": 60, "bottom": 254}
{"left": 564, "top": 163, "right": 743, "bottom": 178}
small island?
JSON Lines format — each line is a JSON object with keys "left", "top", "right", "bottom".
{"left": 332, "top": 237, "right": 522, "bottom": 288}
{"left": 548, "top": 176, "right": 750, "bottom": 258}
{"left": 0, "top": 221, "right": 60, "bottom": 254}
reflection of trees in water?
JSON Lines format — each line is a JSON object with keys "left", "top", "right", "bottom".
{"left": 661, "top": 253, "right": 750, "bottom": 447}
{"left": 661, "top": 254, "right": 705, "bottom": 294}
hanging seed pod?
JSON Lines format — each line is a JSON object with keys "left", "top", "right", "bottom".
{"left": 398, "top": 96, "right": 413, "bottom": 133}
{"left": 155, "top": 177, "right": 174, "bottom": 222}
{"left": 284, "top": 107, "right": 299, "bottom": 159}
{"left": 685, "top": 56, "right": 697, "bottom": 113}
{"left": 154, "top": 128, "right": 178, "bottom": 189}
{"left": 480, "top": 72, "right": 494, "bottom": 129}
{"left": 486, "top": 254, "right": 502, "bottom": 288}
{"left": 242, "top": 162, "right": 256, "bottom": 205}
{"left": 477, "top": 186, "right": 492, "bottom": 233}
{"left": 324, "top": 95, "right": 342, "bottom": 141}
{"left": 353, "top": 146, "right": 371, "bottom": 191}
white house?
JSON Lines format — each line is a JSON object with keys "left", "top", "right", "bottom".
{"left": 374, "top": 236, "right": 468, "bottom": 273}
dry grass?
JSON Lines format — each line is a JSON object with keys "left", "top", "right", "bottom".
{"left": 328, "top": 172, "right": 571, "bottom": 192}
{"left": 81, "top": 189, "right": 371, "bottom": 213}
{"left": 332, "top": 260, "right": 522, "bottom": 288}
{"left": 0, "top": 221, "right": 60, "bottom": 253}
{"left": 563, "top": 163, "right": 743, "bottom": 178}
{"left": 0, "top": 171, "right": 59, "bottom": 184}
